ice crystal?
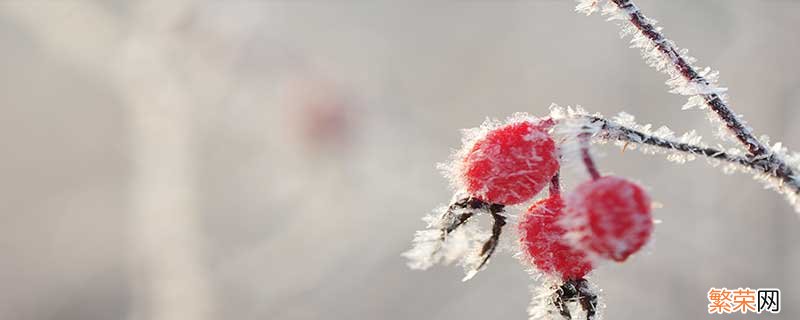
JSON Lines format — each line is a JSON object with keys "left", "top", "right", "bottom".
{"left": 575, "top": 0, "right": 605, "bottom": 16}
{"left": 681, "top": 95, "right": 706, "bottom": 110}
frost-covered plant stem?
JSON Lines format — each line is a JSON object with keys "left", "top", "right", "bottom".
{"left": 582, "top": 115, "right": 800, "bottom": 194}
{"left": 578, "top": 0, "right": 800, "bottom": 210}
{"left": 609, "top": 0, "right": 767, "bottom": 156}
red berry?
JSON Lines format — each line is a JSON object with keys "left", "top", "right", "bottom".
{"left": 519, "top": 196, "right": 593, "bottom": 280}
{"left": 564, "top": 176, "right": 653, "bottom": 262}
{"left": 462, "top": 120, "right": 558, "bottom": 205}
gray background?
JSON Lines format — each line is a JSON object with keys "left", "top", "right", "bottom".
{"left": 1, "top": 1, "right": 798, "bottom": 319}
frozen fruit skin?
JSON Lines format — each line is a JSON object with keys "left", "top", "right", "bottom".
{"left": 565, "top": 176, "right": 653, "bottom": 262}
{"left": 519, "top": 196, "right": 593, "bottom": 280}
{"left": 463, "top": 120, "right": 558, "bottom": 205}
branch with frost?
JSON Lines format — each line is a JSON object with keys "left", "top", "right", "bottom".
{"left": 578, "top": 114, "right": 800, "bottom": 194}
{"left": 576, "top": 0, "right": 800, "bottom": 212}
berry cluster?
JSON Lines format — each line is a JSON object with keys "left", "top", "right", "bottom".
{"left": 415, "top": 116, "right": 655, "bottom": 320}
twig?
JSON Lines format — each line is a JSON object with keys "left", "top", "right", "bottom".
{"left": 581, "top": 115, "right": 800, "bottom": 194}
{"left": 609, "top": 0, "right": 767, "bottom": 156}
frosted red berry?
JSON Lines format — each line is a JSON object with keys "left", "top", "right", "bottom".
{"left": 564, "top": 176, "right": 653, "bottom": 262}
{"left": 520, "top": 196, "right": 594, "bottom": 280}
{"left": 462, "top": 120, "right": 558, "bottom": 206}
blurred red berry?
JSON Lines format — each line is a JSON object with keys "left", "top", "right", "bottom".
{"left": 462, "top": 120, "right": 558, "bottom": 205}
{"left": 520, "top": 196, "right": 594, "bottom": 280}
{"left": 565, "top": 176, "right": 653, "bottom": 262}
{"left": 288, "top": 78, "right": 353, "bottom": 147}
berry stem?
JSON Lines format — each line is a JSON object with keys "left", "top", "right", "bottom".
{"left": 579, "top": 132, "right": 602, "bottom": 180}
{"left": 549, "top": 171, "right": 561, "bottom": 196}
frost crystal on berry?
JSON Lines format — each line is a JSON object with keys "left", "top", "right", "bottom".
{"left": 563, "top": 176, "right": 653, "bottom": 262}
{"left": 459, "top": 118, "right": 559, "bottom": 205}
{"left": 519, "top": 196, "right": 594, "bottom": 280}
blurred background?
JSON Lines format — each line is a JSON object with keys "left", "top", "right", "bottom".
{"left": 1, "top": 1, "right": 799, "bottom": 319}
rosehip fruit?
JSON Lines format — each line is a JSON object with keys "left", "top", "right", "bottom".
{"left": 519, "top": 196, "right": 594, "bottom": 280}
{"left": 564, "top": 176, "right": 653, "bottom": 262}
{"left": 462, "top": 120, "right": 558, "bottom": 205}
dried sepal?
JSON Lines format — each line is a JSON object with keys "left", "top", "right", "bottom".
{"left": 402, "top": 205, "right": 491, "bottom": 274}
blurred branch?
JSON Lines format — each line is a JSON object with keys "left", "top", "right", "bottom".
{"left": 4, "top": 2, "right": 216, "bottom": 319}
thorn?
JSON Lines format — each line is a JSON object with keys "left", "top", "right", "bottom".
{"left": 621, "top": 141, "right": 630, "bottom": 153}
